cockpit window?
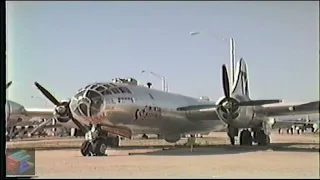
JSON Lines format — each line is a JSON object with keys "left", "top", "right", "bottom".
{"left": 90, "top": 85, "right": 98, "bottom": 89}
{"left": 118, "top": 87, "right": 132, "bottom": 94}
{"left": 96, "top": 86, "right": 104, "bottom": 92}
{"left": 110, "top": 88, "right": 121, "bottom": 94}
{"left": 102, "top": 84, "right": 110, "bottom": 89}
{"left": 86, "top": 90, "right": 101, "bottom": 101}
{"left": 101, "top": 90, "right": 112, "bottom": 95}
{"left": 74, "top": 90, "right": 85, "bottom": 100}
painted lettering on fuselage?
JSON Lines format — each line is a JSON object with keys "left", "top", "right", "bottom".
{"left": 134, "top": 105, "right": 162, "bottom": 121}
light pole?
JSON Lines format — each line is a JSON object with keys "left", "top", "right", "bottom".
{"left": 141, "top": 70, "right": 167, "bottom": 92}
{"left": 190, "top": 32, "right": 236, "bottom": 85}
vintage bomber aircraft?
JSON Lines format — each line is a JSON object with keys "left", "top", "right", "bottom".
{"left": 6, "top": 81, "right": 56, "bottom": 140}
{"left": 32, "top": 58, "right": 319, "bottom": 156}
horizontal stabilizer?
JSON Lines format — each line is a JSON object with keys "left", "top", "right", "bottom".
{"left": 239, "top": 99, "right": 282, "bottom": 106}
{"left": 177, "top": 104, "right": 217, "bottom": 111}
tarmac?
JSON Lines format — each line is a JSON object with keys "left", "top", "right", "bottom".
{"left": 8, "top": 132, "right": 320, "bottom": 179}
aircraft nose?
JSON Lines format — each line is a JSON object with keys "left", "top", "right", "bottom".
{"left": 70, "top": 90, "right": 104, "bottom": 118}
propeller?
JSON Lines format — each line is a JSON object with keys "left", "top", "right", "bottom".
{"left": 6, "top": 81, "right": 12, "bottom": 89}
{"left": 222, "top": 65, "right": 230, "bottom": 98}
{"left": 34, "top": 82, "right": 60, "bottom": 106}
{"left": 34, "top": 82, "right": 89, "bottom": 134}
{"left": 177, "top": 63, "right": 282, "bottom": 111}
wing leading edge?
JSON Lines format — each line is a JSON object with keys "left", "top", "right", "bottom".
{"left": 260, "top": 101, "right": 320, "bottom": 117}
{"left": 23, "top": 108, "right": 54, "bottom": 118}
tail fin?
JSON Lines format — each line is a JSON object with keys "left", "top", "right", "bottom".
{"left": 231, "top": 58, "right": 250, "bottom": 97}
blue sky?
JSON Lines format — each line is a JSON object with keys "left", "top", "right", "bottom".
{"left": 7, "top": 1, "right": 319, "bottom": 109}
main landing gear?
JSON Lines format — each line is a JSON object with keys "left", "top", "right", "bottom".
{"left": 80, "top": 124, "right": 120, "bottom": 156}
{"left": 228, "top": 126, "right": 270, "bottom": 146}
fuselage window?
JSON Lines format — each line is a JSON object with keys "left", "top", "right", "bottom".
{"left": 118, "top": 97, "right": 134, "bottom": 103}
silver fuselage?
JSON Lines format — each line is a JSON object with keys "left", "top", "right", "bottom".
{"left": 68, "top": 83, "right": 253, "bottom": 136}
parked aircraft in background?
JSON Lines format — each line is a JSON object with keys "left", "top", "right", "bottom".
{"left": 31, "top": 58, "right": 319, "bottom": 156}
{"left": 6, "top": 81, "right": 54, "bottom": 140}
{"left": 274, "top": 115, "right": 319, "bottom": 134}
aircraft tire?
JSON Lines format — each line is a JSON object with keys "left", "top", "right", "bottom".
{"left": 108, "top": 136, "right": 120, "bottom": 148}
{"left": 257, "top": 130, "right": 270, "bottom": 146}
{"left": 80, "top": 140, "right": 93, "bottom": 156}
{"left": 239, "top": 130, "right": 252, "bottom": 146}
{"left": 142, "top": 134, "right": 148, "bottom": 139}
{"left": 157, "top": 134, "right": 164, "bottom": 139}
{"left": 92, "top": 138, "right": 107, "bottom": 156}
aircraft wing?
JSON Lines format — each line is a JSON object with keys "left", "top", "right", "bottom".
{"left": 259, "top": 101, "right": 320, "bottom": 117}
{"left": 176, "top": 104, "right": 221, "bottom": 121}
{"left": 23, "top": 108, "right": 54, "bottom": 118}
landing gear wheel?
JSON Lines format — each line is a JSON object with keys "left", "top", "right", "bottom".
{"left": 92, "top": 138, "right": 107, "bottom": 156}
{"left": 157, "top": 134, "right": 164, "bottom": 139}
{"left": 81, "top": 140, "right": 92, "bottom": 156}
{"left": 142, "top": 134, "right": 148, "bottom": 139}
{"left": 110, "top": 136, "right": 120, "bottom": 148}
{"left": 257, "top": 130, "right": 270, "bottom": 146}
{"left": 239, "top": 130, "right": 252, "bottom": 146}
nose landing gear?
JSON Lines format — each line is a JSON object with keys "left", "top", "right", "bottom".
{"left": 80, "top": 124, "right": 121, "bottom": 156}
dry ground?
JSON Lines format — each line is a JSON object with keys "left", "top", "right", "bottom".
{"left": 9, "top": 132, "right": 320, "bottom": 179}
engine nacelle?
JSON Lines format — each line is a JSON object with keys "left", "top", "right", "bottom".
{"left": 164, "top": 134, "right": 181, "bottom": 143}
{"left": 217, "top": 106, "right": 255, "bottom": 128}
{"left": 55, "top": 117, "right": 71, "bottom": 123}
{"left": 53, "top": 99, "right": 71, "bottom": 123}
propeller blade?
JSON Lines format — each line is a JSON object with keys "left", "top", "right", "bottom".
{"left": 222, "top": 65, "right": 230, "bottom": 98}
{"left": 34, "top": 82, "right": 60, "bottom": 106}
{"left": 70, "top": 116, "right": 89, "bottom": 133}
{"left": 239, "top": 100, "right": 282, "bottom": 106}
{"left": 6, "top": 81, "right": 12, "bottom": 89}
